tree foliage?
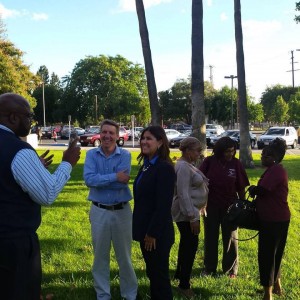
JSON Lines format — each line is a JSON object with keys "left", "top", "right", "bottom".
{"left": 295, "top": 1, "right": 300, "bottom": 23}
{"left": 60, "top": 55, "right": 150, "bottom": 126}
{"left": 288, "top": 90, "right": 300, "bottom": 124}
{"left": 270, "top": 95, "right": 289, "bottom": 124}
{"left": 0, "top": 17, "right": 38, "bottom": 108}
{"left": 260, "top": 84, "right": 297, "bottom": 121}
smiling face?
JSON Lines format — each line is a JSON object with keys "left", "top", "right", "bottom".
{"left": 140, "top": 130, "right": 163, "bottom": 160}
{"left": 100, "top": 124, "right": 118, "bottom": 153}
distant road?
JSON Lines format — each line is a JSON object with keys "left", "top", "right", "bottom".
{"left": 37, "top": 138, "right": 300, "bottom": 155}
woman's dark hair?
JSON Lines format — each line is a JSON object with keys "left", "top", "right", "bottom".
{"left": 264, "top": 138, "right": 286, "bottom": 163}
{"left": 137, "top": 126, "right": 173, "bottom": 165}
{"left": 212, "top": 136, "right": 237, "bottom": 159}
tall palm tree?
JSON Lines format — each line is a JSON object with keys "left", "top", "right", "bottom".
{"left": 191, "top": 0, "right": 206, "bottom": 148}
{"left": 234, "top": 0, "right": 254, "bottom": 168}
{"left": 135, "top": 0, "right": 161, "bottom": 125}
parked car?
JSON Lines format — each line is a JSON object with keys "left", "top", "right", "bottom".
{"left": 79, "top": 126, "right": 129, "bottom": 147}
{"left": 257, "top": 126, "right": 298, "bottom": 149}
{"left": 164, "top": 129, "right": 182, "bottom": 141}
{"left": 170, "top": 124, "right": 192, "bottom": 133}
{"left": 60, "top": 125, "right": 75, "bottom": 139}
{"left": 210, "top": 130, "right": 257, "bottom": 149}
{"left": 41, "top": 126, "right": 52, "bottom": 139}
{"left": 169, "top": 130, "right": 214, "bottom": 148}
{"left": 206, "top": 124, "right": 225, "bottom": 136}
{"left": 74, "top": 127, "right": 85, "bottom": 136}
{"left": 132, "top": 127, "right": 144, "bottom": 140}
{"left": 169, "top": 131, "right": 192, "bottom": 148}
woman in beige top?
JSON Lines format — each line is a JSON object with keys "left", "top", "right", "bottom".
{"left": 172, "top": 137, "right": 209, "bottom": 299}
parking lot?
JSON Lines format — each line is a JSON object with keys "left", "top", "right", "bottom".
{"left": 37, "top": 137, "right": 300, "bottom": 155}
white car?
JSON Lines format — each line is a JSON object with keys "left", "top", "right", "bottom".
{"left": 206, "top": 124, "right": 225, "bottom": 136}
{"left": 74, "top": 127, "right": 85, "bottom": 136}
{"left": 164, "top": 129, "right": 181, "bottom": 141}
{"left": 257, "top": 126, "right": 298, "bottom": 149}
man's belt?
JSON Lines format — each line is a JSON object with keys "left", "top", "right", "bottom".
{"left": 92, "top": 201, "right": 127, "bottom": 211}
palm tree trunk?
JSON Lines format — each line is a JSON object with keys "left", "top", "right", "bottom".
{"left": 191, "top": 0, "right": 206, "bottom": 149}
{"left": 135, "top": 0, "right": 161, "bottom": 125}
{"left": 234, "top": 0, "right": 254, "bottom": 168}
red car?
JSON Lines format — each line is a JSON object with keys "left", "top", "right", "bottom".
{"left": 79, "top": 126, "right": 129, "bottom": 147}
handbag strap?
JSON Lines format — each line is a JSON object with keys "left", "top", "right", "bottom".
{"left": 232, "top": 231, "right": 259, "bottom": 241}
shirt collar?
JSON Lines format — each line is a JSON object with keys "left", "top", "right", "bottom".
{"left": 97, "top": 145, "right": 121, "bottom": 157}
{"left": 0, "top": 124, "right": 14, "bottom": 134}
{"left": 144, "top": 155, "right": 159, "bottom": 166}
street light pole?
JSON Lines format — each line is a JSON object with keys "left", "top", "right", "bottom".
{"left": 42, "top": 81, "right": 46, "bottom": 127}
{"left": 95, "top": 95, "right": 98, "bottom": 123}
{"left": 224, "top": 75, "right": 237, "bottom": 129}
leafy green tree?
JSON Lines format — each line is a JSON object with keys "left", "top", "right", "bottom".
{"left": 32, "top": 66, "right": 62, "bottom": 126}
{"left": 271, "top": 95, "right": 289, "bottom": 124}
{"left": 0, "top": 17, "right": 38, "bottom": 108}
{"left": 247, "top": 100, "right": 264, "bottom": 123}
{"left": 36, "top": 65, "right": 50, "bottom": 84}
{"left": 60, "top": 55, "right": 150, "bottom": 125}
{"left": 288, "top": 91, "right": 300, "bottom": 123}
{"left": 295, "top": 1, "right": 300, "bottom": 23}
{"left": 261, "top": 84, "right": 296, "bottom": 121}
{"left": 159, "top": 79, "right": 191, "bottom": 124}
{"left": 210, "top": 86, "right": 237, "bottom": 125}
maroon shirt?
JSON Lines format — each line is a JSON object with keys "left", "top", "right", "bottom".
{"left": 256, "top": 163, "right": 290, "bottom": 222}
{"left": 200, "top": 156, "right": 249, "bottom": 209}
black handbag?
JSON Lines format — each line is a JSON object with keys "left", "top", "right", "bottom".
{"left": 224, "top": 192, "right": 259, "bottom": 232}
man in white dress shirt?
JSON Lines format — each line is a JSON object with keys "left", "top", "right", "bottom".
{"left": 0, "top": 93, "right": 81, "bottom": 300}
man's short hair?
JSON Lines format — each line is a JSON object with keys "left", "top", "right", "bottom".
{"left": 100, "top": 119, "right": 119, "bottom": 134}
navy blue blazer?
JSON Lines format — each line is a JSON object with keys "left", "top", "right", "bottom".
{"left": 132, "top": 159, "right": 176, "bottom": 243}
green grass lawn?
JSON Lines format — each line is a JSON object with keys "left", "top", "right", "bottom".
{"left": 38, "top": 150, "right": 300, "bottom": 299}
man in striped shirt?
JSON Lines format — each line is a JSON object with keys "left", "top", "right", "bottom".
{"left": 0, "top": 93, "right": 81, "bottom": 300}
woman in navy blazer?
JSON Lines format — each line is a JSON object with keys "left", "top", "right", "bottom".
{"left": 133, "top": 126, "right": 176, "bottom": 300}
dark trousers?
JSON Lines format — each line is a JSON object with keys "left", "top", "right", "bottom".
{"left": 175, "top": 221, "right": 199, "bottom": 289}
{"left": 258, "top": 220, "right": 289, "bottom": 287}
{"left": 0, "top": 233, "right": 41, "bottom": 300}
{"left": 204, "top": 206, "right": 238, "bottom": 275}
{"left": 140, "top": 238, "right": 173, "bottom": 300}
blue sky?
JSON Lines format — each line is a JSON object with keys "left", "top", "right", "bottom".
{"left": 0, "top": 0, "right": 299, "bottom": 102}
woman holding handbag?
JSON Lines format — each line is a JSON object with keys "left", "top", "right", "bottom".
{"left": 172, "top": 137, "right": 209, "bottom": 299}
{"left": 199, "top": 136, "right": 249, "bottom": 278}
{"left": 249, "top": 138, "right": 290, "bottom": 300}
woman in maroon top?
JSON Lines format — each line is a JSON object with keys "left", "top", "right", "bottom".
{"left": 199, "top": 137, "right": 249, "bottom": 278}
{"left": 249, "top": 138, "right": 290, "bottom": 300}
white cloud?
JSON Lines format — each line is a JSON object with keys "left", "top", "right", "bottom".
{"left": 117, "top": 0, "right": 173, "bottom": 12}
{"left": 0, "top": 4, "right": 20, "bottom": 19}
{"left": 0, "top": 4, "right": 48, "bottom": 21}
{"left": 206, "top": 0, "right": 213, "bottom": 7}
{"left": 220, "top": 12, "right": 228, "bottom": 21}
{"left": 32, "top": 13, "right": 48, "bottom": 21}
{"left": 243, "top": 20, "right": 282, "bottom": 39}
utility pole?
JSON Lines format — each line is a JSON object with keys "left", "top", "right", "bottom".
{"left": 287, "top": 50, "right": 300, "bottom": 88}
{"left": 42, "top": 81, "right": 46, "bottom": 127}
{"left": 224, "top": 75, "right": 237, "bottom": 129}
{"left": 209, "top": 65, "right": 214, "bottom": 86}
{"left": 95, "top": 95, "right": 98, "bottom": 123}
